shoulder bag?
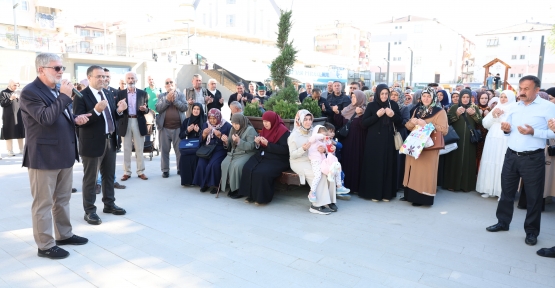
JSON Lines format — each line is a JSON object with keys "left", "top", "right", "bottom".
{"left": 390, "top": 101, "right": 403, "bottom": 150}
{"left": 337, "top": 113, "right": 356, "bottom": 138}
{"left": 461, "top": 112, "right": 483, "bottom": 144}
{"left": 444, "top": 126, "right": 460, "bottom": 145}
{"left": 196, "top": 144, "right": 216, "bottom": 159}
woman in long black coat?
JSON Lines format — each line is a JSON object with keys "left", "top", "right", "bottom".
{"left": 1, "top": 83, "right": 25, "bottom": 155}
{"left": 359, "top": 84, "right": 402, "bottom": 201}
{"left": 179, "top": 104, "right": 205, "bottom": 186}
{"left": 239, "top": 111, "right": 290, "bottom": 204}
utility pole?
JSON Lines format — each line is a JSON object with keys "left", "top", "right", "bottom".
{"left": 13, "top": 0, "right": 19, "bottom": 49}
{"left": 408, "top": 47, "right": 413, "bottom": 87}
{"left": 538, "top": 35, "right": 546, "bottom": 83}
{"left": 386, "top": 42, "right": 390, "bottom": 85}
{"left": 378, "top": 66, "right": 382, "bottom": 82}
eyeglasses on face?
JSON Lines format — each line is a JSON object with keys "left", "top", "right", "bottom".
{"left": 43, "top": 66, "right": 66, "bottom": 72}
{"left": 93, "top": 75, "right": 106, "bottom": 79}
{"left": 166, "top": 81, "right": 174, "bottom": 85}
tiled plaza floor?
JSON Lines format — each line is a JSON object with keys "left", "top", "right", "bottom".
{"left": 0, "top": 146, "right": 554, "bottom": 288}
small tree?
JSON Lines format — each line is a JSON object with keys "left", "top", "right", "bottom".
{"left": 270, "top": 10, "right": 297, "bottom": 89}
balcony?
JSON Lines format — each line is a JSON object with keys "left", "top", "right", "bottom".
{"left": 35, "top": 13, "right": 56, "bottom": 30}
{"left": 315, "top": 44, "right": 338, "bottom": 51}
{"left": 315, "top": 33, "right": 338, "bottom": 40}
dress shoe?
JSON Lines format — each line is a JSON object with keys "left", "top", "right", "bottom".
{"left": 121, "top": 175, "right": 131, "bottom": 181}
{"left": 536, "top": 246, "right": 555, "bottom": 258}
{"left": 95, "top": 184, "right": 101, "bottom": 194}
{"left": 399, "top": 197, "right": 407, "bottom": 201}
{"left": 200, "top": 186, "right": 210, "bottom": 192}
{"left": 114, "top": 182, "right": 126, "bottom": 189}
{"left": 138, "top": 174, "right": 148, "bottom": 180}
{"left": 71, "top": 188, "right": 77, "bottom": 193}
{"left": 162, "top": 172, "right": 169, "bottom": 178}
{"left": 177, "top": 170, "right": 181, "bottom": 175}
{"left": 210, "top": 187, "right": 218, "bottom": 194}
{"left": 525, "top": 233, "right": 538, "bottom": 246}
{"left": 37, "top": 246, "right": 69, "bottom": 259}
{"left": 84, "top": 213, "right": 102, "bottom": 225}
{"left": 486, "top": 223, "right": 509, "bottom": 232}
{"left": 517, "top": 205, "right": 526, "bottom": 210}
{"left": 103, "top": 205, "right": 126, "bottom": 215}
{"left": 56, "top": 235, "right": 88, "bottom": 246}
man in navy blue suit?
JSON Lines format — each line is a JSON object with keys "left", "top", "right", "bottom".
{"left": 19, "top": 53, "right": 91, "bottom": 259}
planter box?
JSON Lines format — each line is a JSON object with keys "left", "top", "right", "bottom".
{"left": 246, "top": 116, "right": 328, "bottom": 132}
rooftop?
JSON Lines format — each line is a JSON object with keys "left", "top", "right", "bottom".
{"left": 377, "top": 15, "right": 432, "bottom": 24}
{"left": 477, "top": 22, "right": 554, "bottom": 36}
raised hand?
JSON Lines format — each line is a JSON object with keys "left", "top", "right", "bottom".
{"left": 376, "top": 108, "right": 386, "bottom": 117}
{"left": 117, "top": 99, "right": 127, "bottom": 112}
{"left": 95, "top": 100, "right": 108, "bottom": 113}
{"left": 466, "top": 107, "right": 476, "bottom": 115}
{"left": 517, "top": 124, "right": 534, "bottom": 135}
{"left": 59, "top": 79, "right": 74, "bottom": 97}
{"left": 221, "top": 134, "right": 228, "bottom": 143}
{"left": 385, "top": 108, "right": 394, "bottom": 117}
{"left": 456, "top": 107, "right": 465, "bottom": 116}
{"left": 500, "top": 122, "right": 511, "bottom": 133}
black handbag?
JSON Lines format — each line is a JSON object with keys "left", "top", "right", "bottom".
{"left": 444, "top": 126, "right": 460, "bottom": 145}
{"left": 461, "top": 113, "right": 483, "bottom": 144}
{"left": 196, "top": 144, "right": 216, "bottom": 159}
{"left": 337, "top": 113, "right": 356, "bottom": 138}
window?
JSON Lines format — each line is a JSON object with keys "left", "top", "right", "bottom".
{"left": 93, "top": 31, "right": 103, "bottom": 37}
{"left": 398, "top": 41, "right": 402, "bottom": 45}
{"left": 518, "top": 73, "right": 523, "bottom": 77}
{"left": 522, "top": 36, "right": 526, "bottom": 40}
{"left": 17, "top": 0, "right": 28, "bottom": 10}
{"left": 514, "top": 36, "right": 518, "bottom": 40}
{"left": 510, "top": 73, "right": 515, "bottom": 78}
{"left": 394, "top": 42, "right": 397, "bottom": 45}
{"left": 520, "top": 55, "right": 525, "bottom": 59}
{"left": 399, "top": 26, "right": 402, "bottom": 29}
{"left": 511, "top": 55, "right": 517, "bottom": 60}
{"left": 226, "top": 15, "right": 236, "bottom": 27}
{"left": 80, "top": 29, "right": 89, "bottom": 37}
{"left": 397, "top": 57, "right": 401, "bottom": 61}
{"left": 226, "top": 0, "right": 236, "bottom": 3}
{"left": 415, "top": 57, "right": 422, "bottom": 65}
{"left": 486, "top": 38, "right": 499, "bottom": 46}
{"left": 395, "top": 26, "right": 398, "bottom": 29}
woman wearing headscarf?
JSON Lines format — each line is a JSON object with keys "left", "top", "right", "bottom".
{"left": 476, "top": 90, "right": 516, "bottom": 198}
{"left": 412, "top": 89, "right": 423, "bottom": 106}
{"left": 476, "top": 92, "right": 491, "bottom": 172}
{"left": 193, "top": 108, "right": 232, "bottom": 193}
{"left": 0, "top": 81, "right": 25, "bottom": 156}
{"left": 359, "top": 84, "right": 402, "bottom": 201}
{"left": 288, "top": 110, "right": 337, "bottom": 214}
{"left": 488, "top": 96, "right": 499, "bottom": 110}
{"left": 443, "top": 89, "right": 482, "bottom": 192}
{"left": 402, "top": 88, "right": 448, "bottom": 206}
{"left": 390, "top": 87, "right": 411, "bottom": 190}
{"left": 332, "top": 90, "right": 367, "bottom": 194}
{"left": 179, "top": 103, "right": 206, "bottom": 186}
{"left": 239, "top": 111, "right": 291, "bottom": 204}
{"left": 436, "top": 89, "right": 450, "bottom": 110}
{"left": 450, "top": 90, "right": 460, "bottom": 106}
{"left": 221, "top": 113, "right": 258, "bottom": 199}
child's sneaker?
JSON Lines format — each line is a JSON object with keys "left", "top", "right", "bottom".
{"left": 336, "top": 186, "right": 350, "bottom": 194}
{"left": 308, "top": 191, "right": 317, "bottom": 202}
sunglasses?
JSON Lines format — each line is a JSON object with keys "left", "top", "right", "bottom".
{"left": 43, "top": 66, "right": 66, "bottom": 72}
{"left": 166, "top": 81, "right": 174, "bottom": 85}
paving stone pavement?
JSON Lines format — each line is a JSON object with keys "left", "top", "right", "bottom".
{"left": 0, "top": 145, "right": 554, "bottom": 288}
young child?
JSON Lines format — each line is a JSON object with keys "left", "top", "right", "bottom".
{"left": 307, "top": 125, "right": 350, "bottom": 202}
{"left": 323, "top": 122, "right": 348, "bottom": 192}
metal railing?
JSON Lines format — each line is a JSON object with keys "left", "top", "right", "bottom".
{"left": 0, "top": 34, "right": 57, "bottom": 52}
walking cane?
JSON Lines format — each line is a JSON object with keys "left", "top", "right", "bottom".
{"left": 215, "top": 179, "right": 222, "bottom": 198}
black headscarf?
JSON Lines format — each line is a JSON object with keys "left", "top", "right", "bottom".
{"left": 374, "top": 84, "right": 390, "bottom": 108}
{"left": 459, "top": 89, "right": 473, "bottom": 108}
{"left": 187, "top": 103, "right": 206, "bottom": 126}
{"left": 409, "top": 87, "right": 443, "bottom": 120}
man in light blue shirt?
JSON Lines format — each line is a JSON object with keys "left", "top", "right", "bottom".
{"left": 486, "top": 75, "right": 555, "bottom": 247}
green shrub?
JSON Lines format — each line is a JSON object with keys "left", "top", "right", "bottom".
{"left": 301, "top": 97, "right": 322, "bottom": 118}
{"left": 271, "top": 100, "right": 299, "bottom": 120}
{"left": 264, "top": 84, "right": 298, "bottom": 112}
{"left": 243, "top": 102, "right": 263, "bottom": 117}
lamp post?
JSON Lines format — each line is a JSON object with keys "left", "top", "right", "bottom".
{"left": 408, "top": 47, "right": 413, "bottom": 88}
{"left": 378, "top": 66, "right": 382, "bottom": 82}
{"left": 383, "top": 58, "right": 390, "bottom": 86}
{"left": 13, "top": 0, "right": 19, "bottom": 49}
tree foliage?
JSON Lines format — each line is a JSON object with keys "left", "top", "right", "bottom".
{"left": 270, "top": 10, "right": 298, "bottom": 89}
{"left": 301, "top": 97, "right": 322, "bottom": 118}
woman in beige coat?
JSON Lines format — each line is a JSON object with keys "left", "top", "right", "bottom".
{"left": 403, "top": 88, "right": 448, "bottom": 206}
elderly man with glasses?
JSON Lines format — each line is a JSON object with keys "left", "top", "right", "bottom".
{"left": 1, "top": 79, "right": 25, "bottom": 157}
{"left": 156, "top": 78, "right": 187, "bottom": 178}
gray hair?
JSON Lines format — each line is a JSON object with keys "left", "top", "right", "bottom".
{"left": 236, "top": 82, "right": 245, "bottom": 88}
{"left": 35, "top": 53, "right": 62, "bottom": 74}
{"left": 125, "top": 71, "right": 137, "bottom": 79}
{"left": 192, "top": 74, "right": 202, "bottom": 80}
{"left": 208, "top": 78, "right": 217, "bottom": 85}
{"left": 456, "top": 84, "right": 464, "bottom": 88}
{"left": 230, "top": 101, "right": 243, "bottom": 111}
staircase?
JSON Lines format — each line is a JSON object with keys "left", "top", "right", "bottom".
{"left": 203, "top": 69, "right": 237, "bottom": 93}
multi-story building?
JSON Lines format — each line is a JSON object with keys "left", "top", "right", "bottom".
{"left": 314, "top": 22, "right": 370, "bottom": 70}
{"left": 474, "top": 22, "right": 555, "bottom": 88}
{"left": 368, "top": 15, "right": 475, "bottom": 88}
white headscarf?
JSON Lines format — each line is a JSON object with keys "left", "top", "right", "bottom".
{"left": 491, "top": 90, "right": 516, "bottom": 118}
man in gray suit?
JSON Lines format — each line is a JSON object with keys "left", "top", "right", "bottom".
{"left": 19, "top": 53, "right": 91, "bottom": 259}
{"left": 156, "top": 77, "right": 187, "bottom": 178}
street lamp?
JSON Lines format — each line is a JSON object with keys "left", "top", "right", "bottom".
{"left": 378, "top": 66, "right": 382, "bottom": 82}
{"left": 383, "top": 58, "right": 390, "bottom": 86}
{"left": 408, "top": 47, "right": 413, "bottom": 87}
{"left": 13, "top": 0, "right": 19, "bottom": 49}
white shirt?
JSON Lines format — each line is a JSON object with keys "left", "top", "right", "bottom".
{"left": 89, "top": 86, "right": 112, "bottom": 134}
{"left": 506, "top": 96, "right": 555, "bottom": 152}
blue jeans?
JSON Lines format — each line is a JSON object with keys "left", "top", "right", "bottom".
{"left": 97, "top": 173, "right": 117, "bottom": 185}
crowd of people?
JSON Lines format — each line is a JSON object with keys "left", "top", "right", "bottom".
{"left": 6, "top": 53, "right": 555, "bottom": 261}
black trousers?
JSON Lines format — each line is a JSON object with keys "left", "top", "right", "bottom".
{"left": 496, "top": 148, "right": 545, "bottom": 236}
{"left": 82, "top": 137, "right": 117, "bottom": 214}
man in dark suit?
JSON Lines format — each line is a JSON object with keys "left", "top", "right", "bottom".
{"left": 117, "top": 71, "right": 150, "bottom": 181}
{"left": 19, "top": 53, "right": 91, "bottom": 259}
{"left": 298, "top": 82, "right": 313, "bottom": 103}
{"left": 227, "top": 82, "right": 253, "bottom": 110}
{"left": 74, "top": 65, "right": 128, "bottom": 225}
{"left": 206, "top": 78, "right": 224, "bottom": 111}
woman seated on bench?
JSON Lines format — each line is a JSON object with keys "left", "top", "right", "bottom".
{"left": 288, "top": 109, "right": 337, "bottom": 215}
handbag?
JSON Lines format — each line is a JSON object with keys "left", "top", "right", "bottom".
{"left": 423, "top": 129, "right": 445, "bottom": 151}
{"left": 337, "top": 113, "right": 356, "bottom": 138}
{"left": 393, "top": 125, "right": 403, "bottom": 150}
{"left": 444, "top": 126, "right": 460, "bottom": 145}
{"left": 179, "top": 138, "right": 200, "bottom": 149}
{"left": 547, "top": 139, "right": 555, "bottom": 156}
{"left": 196, "top": 144, "right": 216, "bottom": 159}
{"left": 461, "top": 112, "right": 483, "bottom": 144}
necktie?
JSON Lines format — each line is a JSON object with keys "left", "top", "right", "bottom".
{"left": 99, "top": 91, "right": 115, "bottom": 134}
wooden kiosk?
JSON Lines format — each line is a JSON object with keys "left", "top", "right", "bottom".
{"left": 483, "top": 58, "right": 511, "bottom": 90}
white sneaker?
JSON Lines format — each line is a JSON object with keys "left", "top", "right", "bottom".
{"left": 336, "top": 186, "right": 350, "bottom": 194}
{"left": 7, "top": 151, "right": 15, "bottom": 157}
{"left": 481, "top": 193, "right": 491, "bottom": 198}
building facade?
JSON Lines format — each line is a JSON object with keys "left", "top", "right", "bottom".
{"left": 314, "top": 22, "right": 370, "bottom": 71}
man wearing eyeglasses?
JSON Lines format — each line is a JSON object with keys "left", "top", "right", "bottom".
{"left": 74, "top": 65, "right": 128, "bottom": 226}
{"left": 1, "top": 79, "right": 25, "bottom": 157}
{"left": 19, "top": 53, "right": 91, "bottom": 259}
{"left": 156, "top": 78, "right": 187, "bottom": 178}
{"left": 117, "top": 71, "right": 150, "bottom": 181}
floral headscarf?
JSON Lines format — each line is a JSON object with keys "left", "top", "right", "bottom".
{"left": 294, "top": 109, "right": 313, "bottom": 135}
{"left": 206, "top": 108, "right": 227, "bottom": 145}
{"left": 411, "top": 87, "right": 442, "bottom": 119}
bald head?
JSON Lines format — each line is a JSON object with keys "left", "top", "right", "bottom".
{"left": 8, "top": 79, "right": 19, "bottom": 91}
